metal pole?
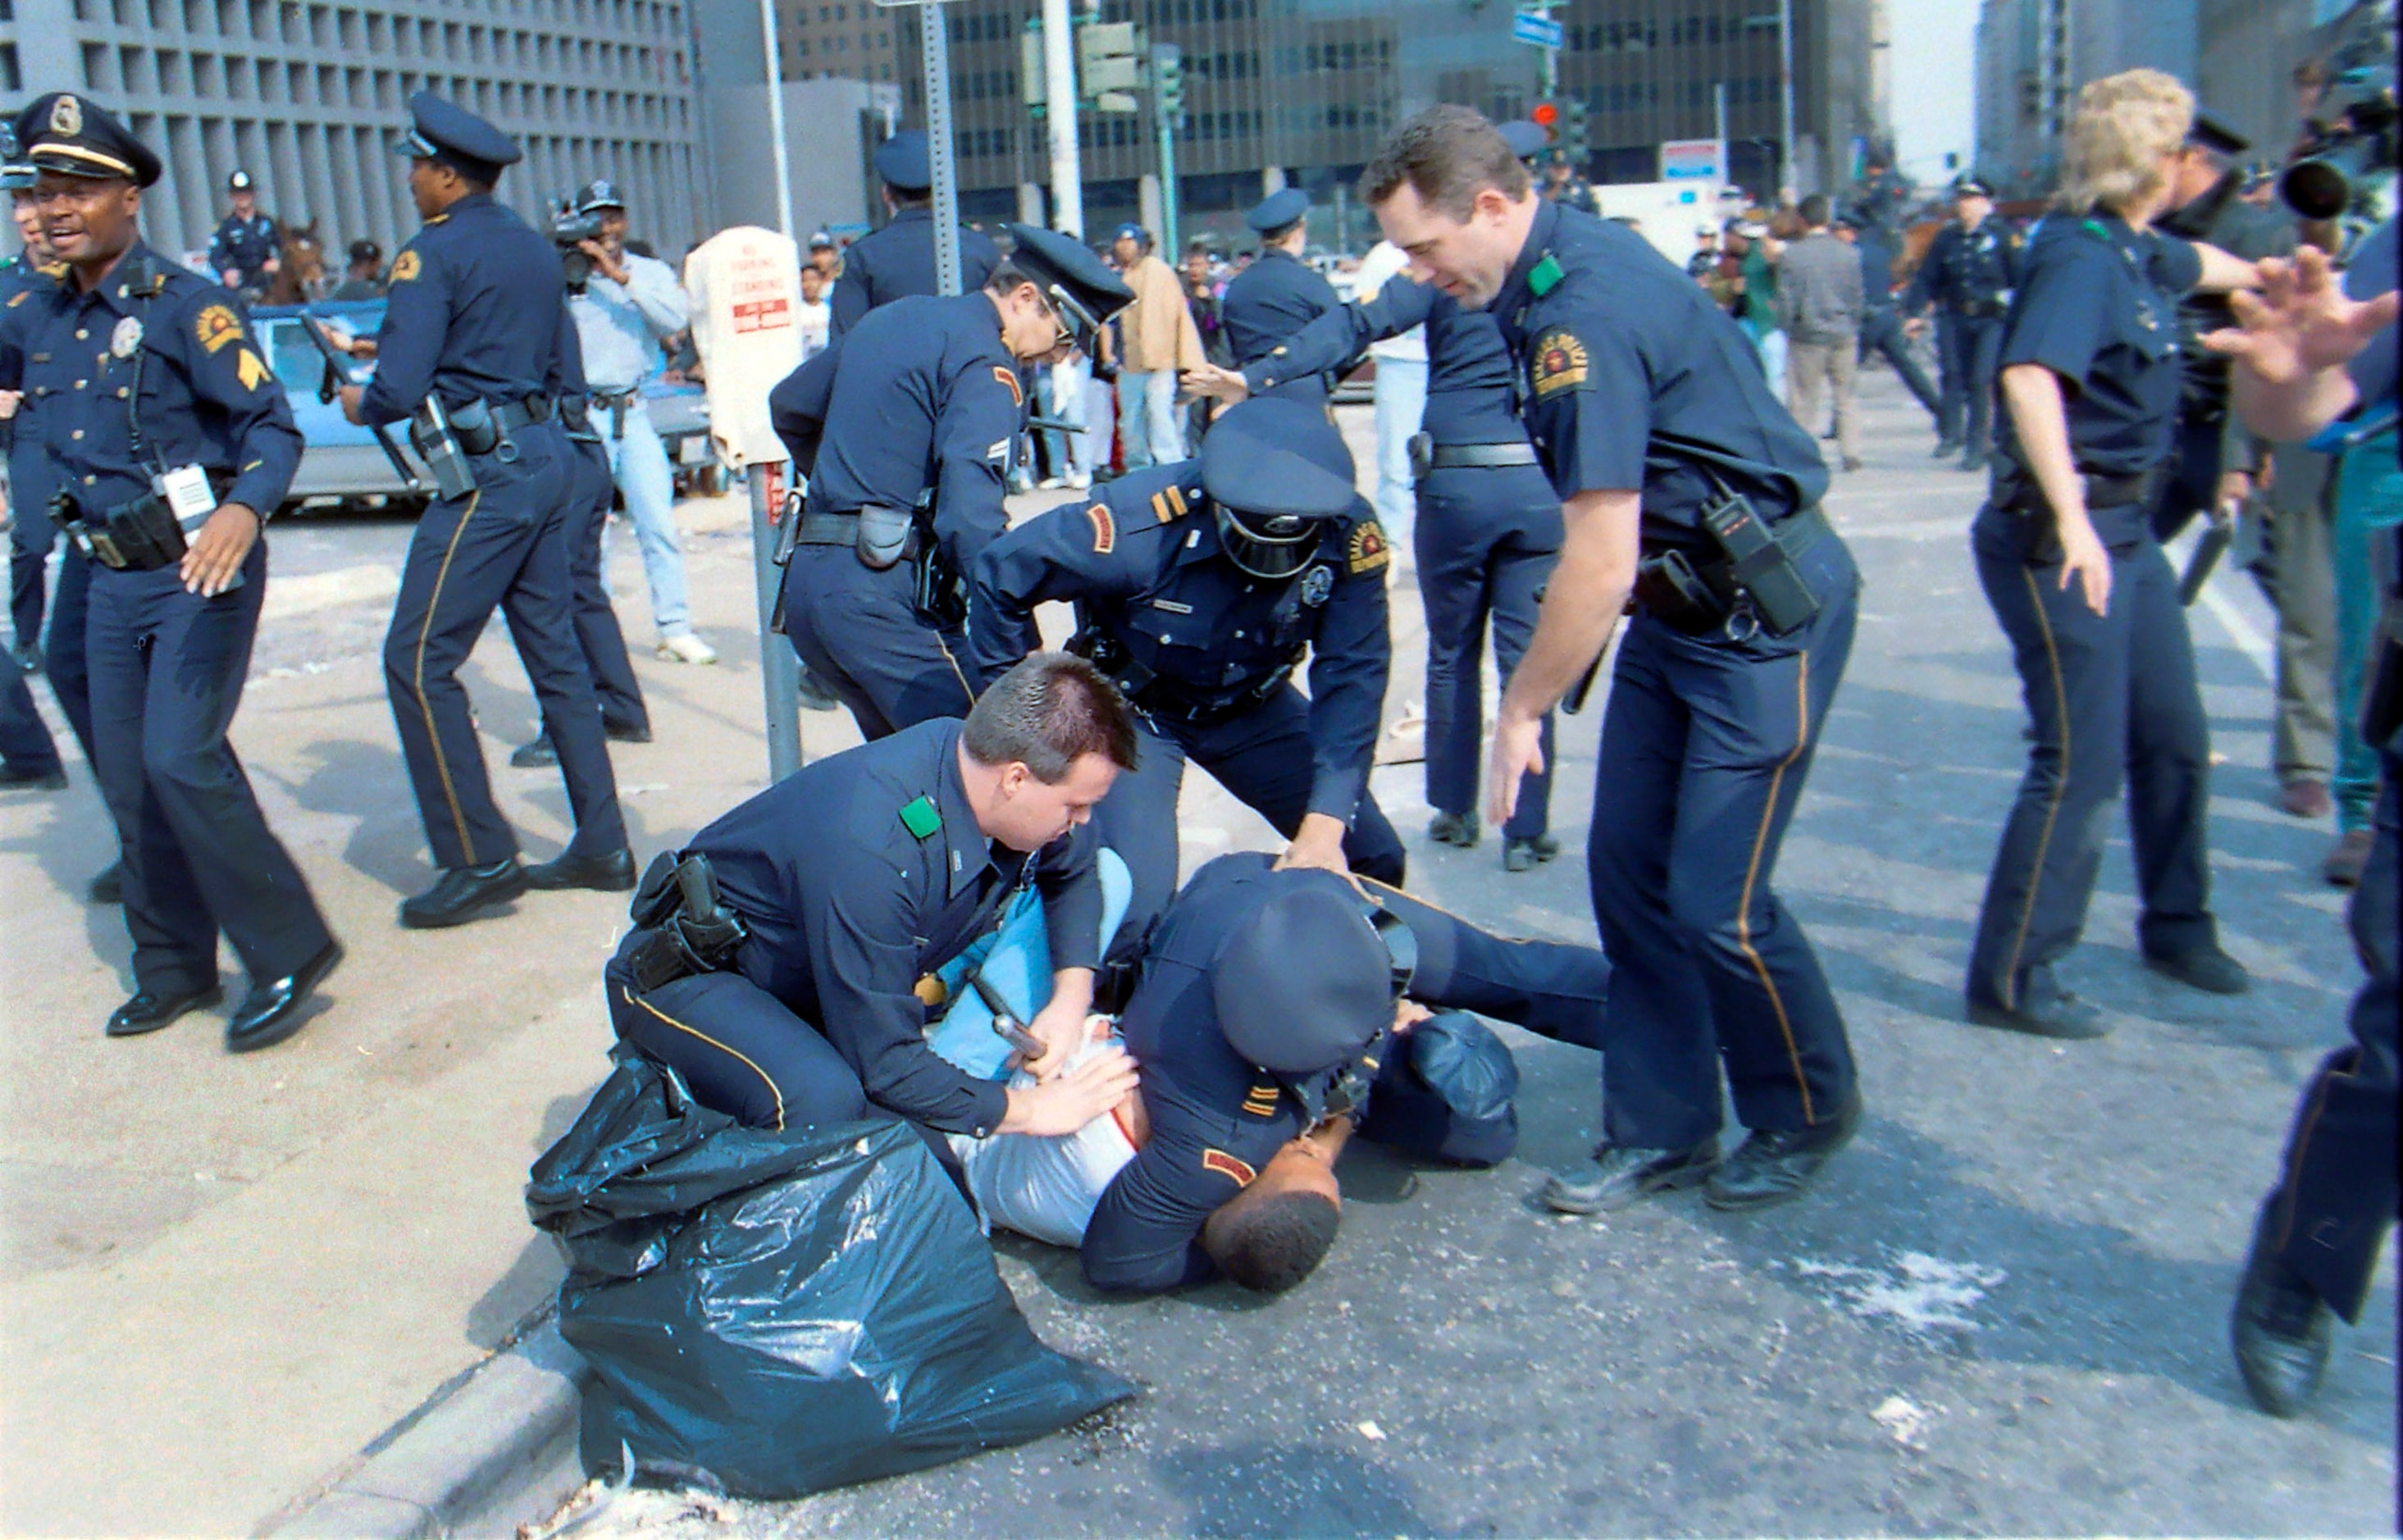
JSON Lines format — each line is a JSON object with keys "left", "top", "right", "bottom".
{"left": 1714, "top": 80, "right": 1728, "bottom": 207}
{"left": 1777, "top": 0, "right": 1797, "bottom": 205}
{"left": 1157, "top": 107, "right": 1179, "bottom": 256}
{"left": 757, "top": 0, "right": 796, "bottom": 241}
{"left": 1042, "top": 0, "right": 1083, "bottom": 235}
{"left": 748, "top": 467, "right": 802, "bottom": 782}
{"left": 923, "top": 0, "right": 963, "bottom": 296}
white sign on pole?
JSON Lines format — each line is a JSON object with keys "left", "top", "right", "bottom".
{"left": 1659, "top": 139, "right": 1726, "bottom": 182}
{"left": 682, "top": 226, "right": 803, "bottom": 471}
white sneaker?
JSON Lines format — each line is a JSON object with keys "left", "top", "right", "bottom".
{"left": 1065, "top": 472, "right": 1092, "bottom": 490}
{"left": 1037, "top": 476, "right": 1067, "bottom": 490}
{"left": 656, "top": 633, "right": 718, "bottom": 665}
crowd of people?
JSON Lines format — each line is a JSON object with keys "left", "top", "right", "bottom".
{"left": 0, "top": 59, "right": 2392, "bottom": 1452}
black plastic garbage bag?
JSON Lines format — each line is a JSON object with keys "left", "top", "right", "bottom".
{"left": 527, "top": 1053, "right": 1134, "bottom": 1498}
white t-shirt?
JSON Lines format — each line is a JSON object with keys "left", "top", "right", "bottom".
{"left": 796, "top": 296, "right": 832, "bottom": 361}
{"left": 946, "top": 1039, "right": 1139, "bottom": 1248}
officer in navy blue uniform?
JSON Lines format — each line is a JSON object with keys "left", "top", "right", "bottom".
{"left": 1083, "top": 850, "right": 1612, "bottom": 1294}
{"left": 1, "top": 94, "right": 340, "bottom": 1048}
{"left": 1839, "top": 208, "right": 1941, "bottom": 429}
{"left": 205, "top": 170, "right": 279, "bottom": 299}
{"left": 605, "top": 654, "right": 1139, "bottom": 1141}
{"left": 1219, "top": 188, "right": 1342, "bottom": 407}
{"left": 967, "top": 398, "right": 1408, "bottom": 952}
{"left": 1904, "top": 175, "right": 2022, "bottom": 468}
{"left": 828, "top": 131, "right": 1003, "bottom": 339}
{"left": 769, "top": 225, "right": 1133, "bottom": 740}
{"left": 341, "top": 93, "right": 632, "bottom": 929}
{"left": 1963, "top": 166, "right": 2265, "bottom": 1034}
{"left": 5, "top": 147, "right": 65, "bottom": 673}
{"left": 1365, "top": 107, "right": 1864, "bottom": 1213}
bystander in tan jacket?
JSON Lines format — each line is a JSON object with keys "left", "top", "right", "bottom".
{"left": 1116, "top": 250, "right": 1205, "bottom": 374}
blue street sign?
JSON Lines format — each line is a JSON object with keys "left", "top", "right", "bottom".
{"left": 1511, "top": 10, "right": 1564, "bottom": 48}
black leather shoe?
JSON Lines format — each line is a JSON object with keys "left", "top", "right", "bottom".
{"left": 399, "top": 860, "right": 527, "bottom": 928}
{"left": 0, "top": 761, "right": 67, "bottom": 791}
{"left": 1429, "top": 809, "right": 1480, "bottom": 848}
{"left": 795, "top": 668, "right": 842, "bottom": 713}
{"left": 106, "top": 982, "right": 224, "bottom": 1037}
{"left": 605, "top": 720, "right": 653, "bottom": 745}
{"left": 1960, "top": 450, "right": 1989, "bottom": 472}
{"left": 9, "top": 640, "right": 40, "bottom": 672}
{"left": 2231, "top": 1210, "right": 2334, "bottom": 1418}
{"left": 226, "top": 940, "right": 344, "bottom": 1052}
{"left": 1931, "top": 438, "right": 1962, "bottom": 458}
{"left": 509, "top": 733, "right": 559, "bottom": 768}
{"left": 523, "top": 847, "right": 637, "bottom": 892}
{"left": 2144, "top": 945, "right": 2252, "bottom": 996}
{"left": 1707, "top": 1096, "right": 1862, "bottom": 1212}
{"left": 87, "top": 859, "right": 124, "bottom": 904}
{"left": 1541, "top": 1140, "right": 1719, "bottom": 1214}
{"left": 1503, "top": 833, "right": 1561, "bottom": 872}
{"left": 1967, "top": 968, "right": 2106, "bottom": 1039}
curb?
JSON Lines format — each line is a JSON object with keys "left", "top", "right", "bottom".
{"left": 272, "top": 1319, "right": 590, "bottom": 1540}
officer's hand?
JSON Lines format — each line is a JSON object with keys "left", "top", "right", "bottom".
{"left": 1903, "top": 317, "right": 1927, "bottom": 339}
{"left": 220, "top": 270, "right": 242, "bottom": 288}
{"left": 181, "top": 503, "right": 260, "bottom": 597}
{"left": 1017, "top": 994, "right": 1095, "bottom": 1082}
{"left": 1391, "top": 999, "right": 1433, "bottom": 1033}
{"left": 998, "top": 1044, "right": 1138, "bottom": 1137}
{"left": 1274, "top": 813, "right": 1353, "bottom": 879}
{"left": 1485, "top": 708, "right": 1545, "bottom": 827}
{"left": 337, "top": 385, "right": 366, "bottom": 425}
{"left": 2055, "top": 514, "right": 2112, "bottom": 617}
{"left": 0, "top": 388, "right": 21, "bottom": 421}
{"left": 1180, "top": 363, "right": 1250, "bottom": 404}
{"left": 2212, "top": 470, "right": 2250, "bottom": 524}
{"left": 263, "top": 257, "right": 280, "bottom": 274}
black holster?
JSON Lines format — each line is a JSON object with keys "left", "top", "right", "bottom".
{"left": 52, "top": 490, "right": 186, "bottom": 572}
{"left": 621, "top": 851, "right": 750, "bottom": 994}
{"left": 1632, "top": 549, "right": 1726, "bottom": 636}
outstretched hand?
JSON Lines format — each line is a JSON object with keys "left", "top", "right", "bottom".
{"left": 2200, "top": 248, "right": 2400, "bottom": 385}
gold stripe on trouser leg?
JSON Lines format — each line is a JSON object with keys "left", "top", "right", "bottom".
{"left": 413, "top": 492, "right": 483, "bottom": 863}
{"left": 1998, "top": 564, "right": 2074, "bottom": 1011}
{"left": 1735, "top": 654, "right": 1816, "bottom": 1123}
{"left": 622, "top": 985, "right": 788, "bottom": 1131}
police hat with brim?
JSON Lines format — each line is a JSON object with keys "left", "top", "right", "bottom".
{"left": 875, "top": 130, "right": 933, "bottom": 194}
{"left": 393, "top": 91, "right": 521, "bottom": 185}
{"left": 1001, "top": 222, "right": 1135, "bottom": 354}
{"left": 1212, "top": 882, "right": 1400, "bottom": 1077}
{"left": 14, "top": 94, "right": 162, "bottom": 187}
{"left": 2188, "top": 107, "right": 2250, "bottom": 157}
{"left": 1498, "top": 121, "right": 1550, "bottom": 162}
{"left": 1201, "top": 398, "right": 1361, "bottom": 579}
{"left": 1246, "top": 186, "right": 1310, "bottom": 236}
{"left": 1951, "top": 173, "right": 1995, "bottom": 200}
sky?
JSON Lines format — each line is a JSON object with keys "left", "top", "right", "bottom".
{"left": 1884, "top": 0, "right": 1980, "bottom": 186}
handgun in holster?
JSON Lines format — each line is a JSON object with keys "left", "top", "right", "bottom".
{"left": 1630, "top": 548, "right": 1724, "bottom": 635}
{"left": 407, "top": 398, "right": 479, "bottom": 500}
{"left": 905, "top": 490, "right": 968, "bottom": 628}
{"left": 622, "top": 851, "right": 751, "bottom": 993}
{"left": 1699, "top": 483, "right": 1820, "bottom": 636}
{"left": 1067, "top": 628, "right": 1156, "bottom": 702}
{"left": 48, "top": 487, "right": 187, "bottom": 572}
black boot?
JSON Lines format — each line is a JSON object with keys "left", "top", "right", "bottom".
{"left": 1429, "top": 809, "right": 1480, "bottom": 848}
{"left": 1502, "top": 833, "right": 1561, "bottom": 872}
{"left": 2231, "top": 1206, "right": 2334, "bottom": 1418}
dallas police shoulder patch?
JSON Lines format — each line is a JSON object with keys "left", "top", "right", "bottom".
{"left": 992, "top": 365, "right": 1024, "bottom": 408}
{"left": 1201, "top": 1148, "right": 1257, "bottom": 1186}
{"left": 1530, "top": 326, "right": 1590, "bottom": 399}
{"left": 1086, "top": 501, "right": 1115, "bottom": 554}
{"left": 194, "top": 304, "right": 242, "bottom": 353}
{"left": 389, "top": 250, "right": 423, "bottom": 284}
{"left": 1346, "top": 520, "right": 1388, "bottom": 576}
{"left": 1300, "top": 563, "right": 1334, "bottom": 607}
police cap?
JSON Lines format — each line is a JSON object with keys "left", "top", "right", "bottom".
{"left": 228, "top": 168, "right": 254, "bottom": 192}
{"left": 13, "top": 94, "right": 162, "bottom": 187}
{"left": 873, "top": 130, "right": 932, "bottom": 193}
{"left": 1498, "top": 120, "right": 1551, "bottom": 162}
{"left": 1212, "top": 881, "right": 1397, "bottom": 1076}
{"left": 576, "top": 178, "right": 627, "bottom": 212}
{"left": 393, "top": 91, "right": 522, "bottom": 185}
{"left": 808, "top": 229, "right": 836, "bottom": 249}
{"left": 1407, "top": 1011, "right": 1521, "bottom": 1123}
{"left": 1201, "top": 398, "right": 1357, "bottom": 521}
{"left": 1245, "top": 186, "right": 1310, "bottom": 235}
{"left": 347, "top": 239, "right": 382, "bottom": 266}
{"left": 2188, "top": 107, "right": 2250, "bottom": 157}
{"left": 1001, "top": 222, "right": 1135, "bottom": 354}
{"left": 1950, "top": 172, "right": 1996, "bottom": 200}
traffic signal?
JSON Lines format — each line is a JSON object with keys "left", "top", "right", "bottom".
{"left": 1561, "top": 97, "right": 1589, "bottom": 162}
{"left": 1077, "top": 19, "right": 1143, "bottom": 113}
{"left": 1530, "top": 99, "right": 1561, "bottom": 141}
{"left": 1152, "top": 42, "right": 1183, "bottom": 125}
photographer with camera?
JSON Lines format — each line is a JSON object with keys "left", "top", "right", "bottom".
{"left": 560, "top": 180, "right": 714, "bottom": 667}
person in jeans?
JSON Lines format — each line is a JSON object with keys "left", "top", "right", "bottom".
{"left": 1777, "top": 195, "right": 1865, "bottom": 472}
{"left": 566, "top": 179, "right": 714, "bottom": 665}
{"left": 1107, "top": 224, "right": 1199, "bottom": 472}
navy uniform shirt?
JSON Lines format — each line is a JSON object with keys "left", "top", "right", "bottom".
{"left": 682, "top": 718, "right": 1106, "bottom": 1138}
{"left": 358, "top": 193, "right": 573, "bottom": 426}
{"left": 0, "top": 242, "right": 299, "bottom": 520}
{"left": 1542, "top": 176, "right": 1603, "bottom": 218}
{"left": 1904, "top": 217, "right": 2022, "bottom": 316}
{"left": 967, "top": 462, "right": 1392, "bottom": 827}
{"left": 828, "top": 207, "right": 1002, "bottom": 339}
{"left": 1241, "top": 273, "right": 1525, "bottom": 447}
{"left": 207, "top": 211, "right": 279, "bottom": 288}
{"left": 768, "top": 291, "right": 1024, "bottom": 577}
{"left": 1220, "top": 248, "right": 1340, "bottom": 394}
{"left": 0, "top": 256, "right": 67, "bottom": 512}
{"left": 1992, "top": 210, "right": 2203, "bottom": 479}
{"left": 1492, "top": 198, "right": 1827, "bottom": 554}
{"left": 1856, "top": 231, "right": 1901, "bottom": 316}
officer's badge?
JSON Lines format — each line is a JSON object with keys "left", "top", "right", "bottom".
{"left": 992, "top": 365, "right": 1023, "bottom": 408}
{"left": 194, "top": 303, "right": 241, "bottom": 353}
{"left": 1345, "top": 521, "right": 1388, "bottom": 576}
{"left": 1201, "top": 1148, "right": 1257, "bottom": 1186}
{"left": 1530, "top": 327, "right": 1589, "bottom": 399}
{"left": 235, "top": 348, "right": 271, "bottom": 392}
{"left": 109, "top": 317, "right": 143, "bottom": 358}
{"left": 389, "top": 251, "right": 422, "bottom": 284}
{"left": 50, "top": 96, "right": 82, "bottom": 138}
{"left": 1300, "top": 563, "right": 1334, "bottom": 607}
{"left": 1085, "top": 501, "right": 1115, "bottom": 554}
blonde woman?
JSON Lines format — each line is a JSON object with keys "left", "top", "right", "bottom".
{"left": 1964, "top": 69, "right": 2266, "bottom": 1037}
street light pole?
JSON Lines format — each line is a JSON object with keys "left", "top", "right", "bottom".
{"left": 1777, "top": 0, "right": 1797, "bottom": 204}
{"left": 756, "top": 0, "right": 796, "bottom": 242}
{"left": 922, "top": 0, "right": 962, "bottom": 295}
{"left": 1042, "top": 0, "right": 1083, "bottom": 235}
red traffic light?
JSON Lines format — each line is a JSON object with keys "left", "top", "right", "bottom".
{"left": 1531, "top": 100, "right": 1560, "bottom": 129}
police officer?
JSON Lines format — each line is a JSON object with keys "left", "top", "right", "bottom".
{"left": 1080, "top": 850, "right": 1612, "bottom": 1294}
{"left": 339, "top": 93, "right": 632, "bottom": 928}
{"left": 1364, "top": 105, "right": 1864, "bottom": 1213}
{"left": 1219, "top": 188, "right": 1341, "bottom": 406}
{"left": 605, "top": 654, "right": 1139, "bottom": 1138}
{"left": 768, "top": 226, "right": 1132, "bottom": 741}
{"left": 968, "top": 397, "right": 1409, "bottom": 950}
{"left": 1836, "top": 207, "right": 1942, "bottom": 431}
{"left": 1904, "top": 174, "right": 2022, "bottom": 468}
{"left": 2, "top": 93, "right": 340, "bottom": 1048}
{"left": 206, "top": 170, "right": 278, "bottom": 300}
{"left": 1961, "top": 71, "right": 2267, "bottom": 1036}
{"left": 1538, "top": 148, "right": 1601, "bottom": 217}
{"left": 828, "top": 130, "right": 1002, "bottom": 339}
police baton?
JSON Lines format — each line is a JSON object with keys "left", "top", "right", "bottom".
{"left": 2177, "top": 503, "right": 2240, "bottom": 607}
{"left": 298, "top": 315, "right": 422, "bottom": 494}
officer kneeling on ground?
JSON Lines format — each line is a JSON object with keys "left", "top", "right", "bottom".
{"left": 604, "top": 654, "right": 1139, "bottom": 1141}
{"left": 969, "top": 396, "right": 1407, "bottom": 948}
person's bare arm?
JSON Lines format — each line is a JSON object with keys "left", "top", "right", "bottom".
{"left": 1486, "top": 490, "right": 1639, "bottom": 825}
{"left": 1999, "top": 362, "right": 2109, "bottom": 616}
{"left": 2188, "top": 240, "right": 2265, "bottom": 295}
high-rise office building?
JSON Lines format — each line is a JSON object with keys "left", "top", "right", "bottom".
{"left": 0, "top": 0, "right": 709, "bottom": 268}
{"left": 773, "top": 0, "right": 901, "bottom": 87}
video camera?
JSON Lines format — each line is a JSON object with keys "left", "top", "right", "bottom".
{"left": 552, "top": 202, "right": 606, "bottom": 294}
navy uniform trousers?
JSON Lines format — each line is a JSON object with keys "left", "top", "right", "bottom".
{"left": 2255, "top": 751, "right": 2397, "bottom": 1322}
{"left": 1858, "top": 310, "right": 1941, "bottom": 424}
{"left": 1097, "top": 686, "right": 1408, "bottom": 955}
{"left": 0, "top": 637, "right": 60, "bottom": 773}
{"left": 1964, "top": 503, "right": 2217, "bottom": 1009}
{"left": 606, "top": 959, "right": 869, "bottom": 1132}
{"left": 1414, "top": 462, "right": 1561, "bottom": 841}
{"left": 10, "top": 508, "right": 52, "bottom": 657}
{"left": 85, "top": 540, "right": 332, "bottom": 994}
{"left": 781, "top": 545, "right": 974, "bottom": 740}
{"left": 1590, "top": 532, "right": 1860, "bottom": 1149}
{"left": 1937, "top": 312, "right": 2006, "bottom": 454}
{"left": 509, "top": 432, "right": 646, "bottom": 736}
{"left": 383, "top": 423, "right": 625, "bottom": 869}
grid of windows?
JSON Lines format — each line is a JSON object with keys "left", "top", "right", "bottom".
{"left": 773, "top": 0, "right": 899, "bottom": 88}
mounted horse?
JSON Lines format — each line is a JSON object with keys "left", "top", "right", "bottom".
{"left": 260, "top": 219, "right": 326, "bottom": 306}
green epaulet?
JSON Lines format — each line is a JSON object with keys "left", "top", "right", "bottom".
{"left": 899, "top": 795, "right": 942, "bottom": 840}
{"left": 1528, "top": 253, "right": 1565, "bottom": 297}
